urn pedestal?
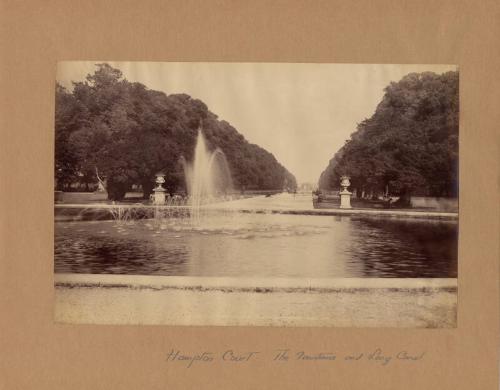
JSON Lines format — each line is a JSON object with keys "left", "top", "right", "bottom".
{"left": 339, "top": 175, "right": 352, "bottom": 209}
{"left": 153, "top": 188, "right": 166, "bottom": 205}
{"left": 339, "top": 190, "right": 352, "bottom": 209}
{"left": 153, "top": 172, "right": 167, "bottom": 205}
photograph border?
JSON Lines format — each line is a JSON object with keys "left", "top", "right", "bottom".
{"left": 1, "top": 1, "right": 498, "bottom": 389}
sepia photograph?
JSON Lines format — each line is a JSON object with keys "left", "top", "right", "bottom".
{"left": 54, "top": 62, "right": 459, "bottom": 327}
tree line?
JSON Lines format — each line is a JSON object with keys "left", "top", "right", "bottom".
{"left": 55, "top": 64, "right": 297, "bottom": 200}
{"left": 318, "top": 71, "right": 459, "bottom": 204}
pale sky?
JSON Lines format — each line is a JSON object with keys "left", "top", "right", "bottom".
{"left": 57, "top": 62, "right": 457, "bottom": 184}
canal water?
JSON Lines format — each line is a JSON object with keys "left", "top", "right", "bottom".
{"left": 55, "top": 208, "right": 457, "bottom": 278}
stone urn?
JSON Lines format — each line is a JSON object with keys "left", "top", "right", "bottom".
{"left": 339, "top": 175, "right": 352, "bottom": 209}
{"left": 153, "top": 172, "right": 167, "bottom": 205}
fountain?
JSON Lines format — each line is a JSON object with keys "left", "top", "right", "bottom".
{"left": 75, "top": 130, "right": 232, "bottom": 227}
{"left": 183, "top": 129, "right": 233, "bottom": 222}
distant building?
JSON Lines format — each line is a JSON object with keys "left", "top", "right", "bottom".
{"left": 298, "top": 182, "right": 314, "bottom": 192}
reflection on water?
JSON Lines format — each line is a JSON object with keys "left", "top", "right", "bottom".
{"left": 54, "top": 213, "right": 457, "bottom": 278}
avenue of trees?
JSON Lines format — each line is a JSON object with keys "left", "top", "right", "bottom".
{"left": 318, "top": 71, "right": 459, "bottom": 204}
{"left": 55, "top": 64, "right": 297, "bottom": 200}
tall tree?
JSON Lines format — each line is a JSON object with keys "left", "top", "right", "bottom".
{"left": 319, "top": 71, "right": 459, "bottom": 203}
{"left": 55, "top": 64, "right": 297, "bottom": 200}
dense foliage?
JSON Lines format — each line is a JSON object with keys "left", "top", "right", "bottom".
{"left": 318, "top": 71, "right": 459, "bottom": 202}
{"left": 55, "top": 64, "right": 297, "bottom": 200}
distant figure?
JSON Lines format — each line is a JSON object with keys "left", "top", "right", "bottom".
{"left": 384, "top": 195, "right": 396, "bottom": 209}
